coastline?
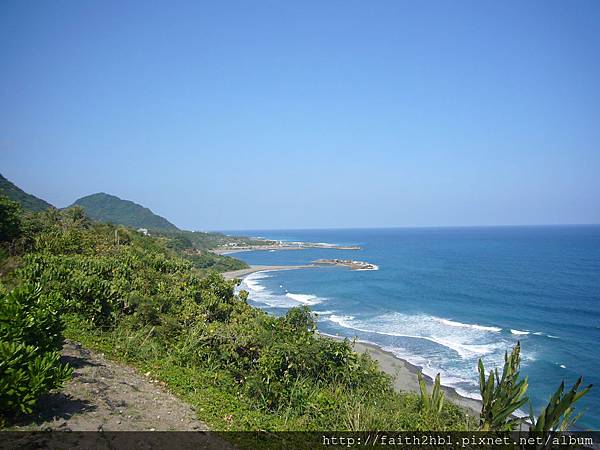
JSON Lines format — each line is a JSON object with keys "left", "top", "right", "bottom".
{"left": 224, "top": 266, "right": 483, "bottom": 419}
{"left": 350, "top": 340, "right": 481, "bottom": 417}
{"left": 213, "top": 242, "right": 361, "bottom": 255}
{"left": 222, "top": 264, "right": 316, "bottom": 280}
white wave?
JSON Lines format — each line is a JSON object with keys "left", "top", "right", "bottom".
{"left": 240, "top": 271, "right": 298, "bottom": 308}
{"left": 560, "top": 364, "right": 566, "bottom": 369}
{"left": 328, "top": 312, "right": 504, "bottom": 359}
{"left": 510, "top": 329, "right": 530, "bottom": 335}
{"left": 356, "top": 264, "right": 379, "bottom": 271}
{"left": 243, "top": 271, "right": 271, "bottom": 292}
{"left": 378, "top": 343, "right": 483, "bottom": 400}
{"left": 435, "top": 318, "right": 502, "bottom": 332}
{"left": 328, "top": 314, "right": 355, "bottom": 327}
{"left": 315, "top": 242, "right": 338, "bottom": 247}
{"left": 532, "top": 331, "right": 559, "bottom": 339}
{"left": 285, "top": 292, "right": 323, "bottom": 305}
{"left": 454, "top": 387, "right": 483, "bottom": 401}
{"left": 313, "top": 310, "right": 334, "bottom": 315}
{"left": 241, "top": 272, "right": 328, "bottom": 308}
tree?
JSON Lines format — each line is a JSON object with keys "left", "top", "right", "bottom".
{"left": 0, "top": 196, "right": 22, "bottom": 243}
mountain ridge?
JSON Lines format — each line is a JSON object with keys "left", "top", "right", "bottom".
{"left": 71, "top": 192, "right": 179, "bottom": 231}
{"left": 0, "top": 173, "right": 54, "bottom": 212}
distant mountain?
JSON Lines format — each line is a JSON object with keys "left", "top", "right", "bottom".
{"left": 72, "top": 193, "right": 179, "bottom": 231}
{"left": 0, "top": 173, "right": 54, "bottom": 212}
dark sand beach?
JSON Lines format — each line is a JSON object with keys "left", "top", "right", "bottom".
{"left": 351, "top": 340, "right": 481, "bottom": 416}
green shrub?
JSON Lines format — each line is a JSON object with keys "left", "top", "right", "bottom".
{"left": 0, "top": 284, "right": 72, "bottom": 419}
{"left": 0, "top": 284, "right": 64, "bottom": 353}
{"left": 0, "top": 341, "right": 72, "bottom": 416}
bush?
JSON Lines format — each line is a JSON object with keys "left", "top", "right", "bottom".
{"left": 0, "top": 341, "right": 72, "bottom": 416}
{"left": 0, "top": 284, "right": 64, "bottom": 353}
{"left": 0, "top": 284, "right": 72, "bottom": 418}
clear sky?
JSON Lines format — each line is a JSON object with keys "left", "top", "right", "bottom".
{"left": 1, "top": 1, "right": 599, "bottom": 230}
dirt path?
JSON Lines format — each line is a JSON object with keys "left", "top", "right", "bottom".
{"left": 11, "top": 340, "right": 208, "bottom": 432}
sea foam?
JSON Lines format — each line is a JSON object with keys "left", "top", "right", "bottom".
{"left": 241, "top": 271, "right": 326, "bottom": 308}
{"left": 285, "top": 293, "right": 323, "bottom": 305}
{"left": 435, "top": 317, "right": 502, "bottom": 332}
{"left": 327, "top": 312, "right": 505, "bottom": 359}
{"left": 510, "top": 329, "right": 530, "bottom": 335}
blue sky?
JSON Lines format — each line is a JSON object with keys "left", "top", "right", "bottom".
{"left": 1, "top": 1, "right": 599, "bottom": 230}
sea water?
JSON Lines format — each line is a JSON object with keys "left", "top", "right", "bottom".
{"left": 223, "top": 226, "right": 600, "bottom": 429}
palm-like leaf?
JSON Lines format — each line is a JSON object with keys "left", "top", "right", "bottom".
{"left": 530, "top": 377, "right": 592, "bottom": 432}
{"left": 478, "top": 342, "right": 529, "bottom": 431}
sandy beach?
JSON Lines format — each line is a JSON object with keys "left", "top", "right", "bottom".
{"left": 350, "top": 340, "right": 481, "bottom": 417}
{"left": 222, "top": 264, "right": 316, "bottom": 280}
{"left": 224, "top": 266, "right": 483, "bottom": 418}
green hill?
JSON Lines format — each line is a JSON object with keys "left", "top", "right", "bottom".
{"left": 72, "top": 193, "right": 179, "bottom": 231}
{"left": 0, "top": 173, "right": 54, "bottom": 212}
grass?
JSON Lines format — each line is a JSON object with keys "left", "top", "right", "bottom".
{"left": 63, "top": 315, "right": 472, "bottom": 435}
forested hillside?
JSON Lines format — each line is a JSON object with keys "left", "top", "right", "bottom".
{"left": 72, "top": 193, "right": 178, "bottom": 231}
{"left": 0, "top": 174, "right": 54, "bottom": 212}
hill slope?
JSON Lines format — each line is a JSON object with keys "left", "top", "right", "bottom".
{"left": 0, "top": 173, "right": 54, "bottom": 211}
{"left": 72, "top": 193, "right": 179, "bottom": 231}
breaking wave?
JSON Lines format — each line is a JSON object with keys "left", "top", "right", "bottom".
{"left": 327, "top": 312, "right": 505, "bottom": 359}
{"left": 240, "top": 271, "right": 327, "bottom": 308}
{"left": 285, "top": 293, "right": 323, "bottom": 305}
{"left": 510, "top": 329, "right": 530, "bottom": 335}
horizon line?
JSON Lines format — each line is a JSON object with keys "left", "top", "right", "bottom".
{"left": 214, "top": 223, "right": 600, "bottom": 233}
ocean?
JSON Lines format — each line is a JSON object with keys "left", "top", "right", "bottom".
{"left": 223, "top": 226, "right": 600, "bottom": 429}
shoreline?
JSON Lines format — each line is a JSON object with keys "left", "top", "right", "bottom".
{"left": 350, "top": 339, "right": 481, "bottom": 417}
{"left": 213, "top": 242, "right": 361, "bottom": 255}
{"left": 222, "top": 264, "right": 316, "bottom": 280}
{"left": 224, "top": 266, "right": 483, "bottom": 418}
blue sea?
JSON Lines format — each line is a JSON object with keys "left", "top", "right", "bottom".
{"left": 224, "top": 226, "right": 600, "bottom": 429}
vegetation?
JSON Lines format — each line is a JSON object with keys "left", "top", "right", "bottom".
{"left": 478, "top": 343, "right": 529, "bottom": 431}
{"left": 0, "top": 284, "right": 72, "bottom": 421}
{"left": 418, "top": 372, "right": 445, "bottom": 428}
{"left": 71, "top": 192, "right": 179, "bottom": 231}
{"left": 0, "top": 196, "right": 22, "bottom": 243}
{"left": 0, "top": 198, "right": 468, "bottom": 431}
{"left": 157, "top": 229, "right": 276, "bottom": 250}
{"left": 0, "top": 191, "right": 591, "bottom": 435}
{"left": 475, "top": 343, "right": 592, "bottom": 432}
{"left": 0, "top": 174, "right": 54, "bottom": 212}
{"left": 70, "top": 192, "right": 270, "bottom": 268}
{"left": 529, "top": 377, "right": 592, "bottom": 432}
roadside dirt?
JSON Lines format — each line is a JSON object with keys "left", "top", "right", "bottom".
{"left": 11, "top": 340, "right": 206, "bottom": 432}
